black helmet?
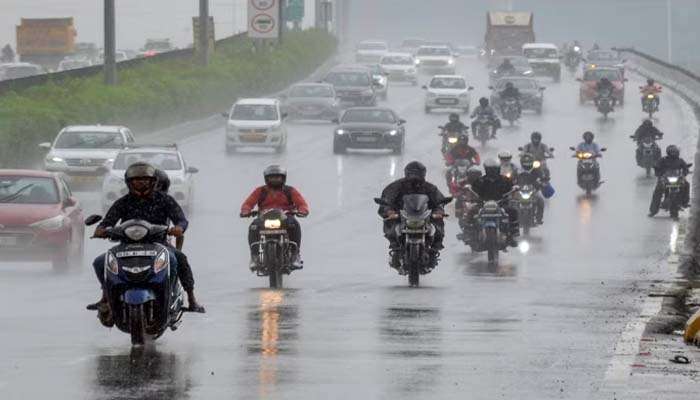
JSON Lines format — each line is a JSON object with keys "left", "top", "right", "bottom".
{"left": 642, "top": 119, "right": 653, "bottom": 128}
{"left": 449, "top": 113, "right": 460, "bottom": 123}
{"left": 154, "top": 168, "right": 170, "bottom": 193}
{"left": 666, "top": 145, "right": 680, "bottom": 158}
{"left": 583, "top": 131, "right": 594, "bottom": 143}
{"left": 263, "top": 165, "right": 287, "bottom": 187}
{"left": 404, "top": 161, "right": 427, "bottom": 180}
{"left": 520, "top": 153, "right": 534, "bottom": 170}
{"left": 505, "top": 81, "right": 514, "bottom": 89}
{"left": 483, "top": 158, "right": 500, "bottom": 177}
{"left": 530, "top": 131, "right": 542, "bottom": 144}
{"left": 479, "top": 97, "right": 489, "bottom": 107}
{"left": 647, "top": 78, "right": 655, "bottom": 86}
{"left": 124, "top": 162, "right": 157, "bottom": 197}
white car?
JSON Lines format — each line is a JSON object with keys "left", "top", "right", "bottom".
{"left": 40, "top": 125, "right": 136, "bottom": 188}
{"left": 423, "top": 75, "right": 474, "bottom": 114}
{"left": 101, "top": 145, "right": 198, "bottom": 213}
{"left": 355, "top": 40, "right": 389, "bottom": 64}
{"left": 224, "top": 98, "right": 287, "bottom": 154}
{"left": 57, "top": 58, "right": 92, "bottom": 71}
{"left": 379, "top": 53, "right": 418, "bottom": 85}
{"left": 415, "top": 46, "right": 456, "bottom": 74}
{"left": 0, "top": 62, "right": 43, "bottom": 80}
{"left": 522, "top": 43, "right": 561, "bottom": 82}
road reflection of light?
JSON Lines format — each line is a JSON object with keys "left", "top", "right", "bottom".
{"left": 336, "top": 157, "right": 344, "bottom": 207}
{"left": 669, "top": 222, "right": 679, "bottom": 253}
{"left": 578, "top": 198, "right": 593, "bottom": 225}
{"left": 518, "top": 240, "right": 530, "bottom": 254}
{"left": 258, "top": 290, "right": 283, "bottom": 398}
{"left": 389, "top": 157, "right": 397, "bottom": 178}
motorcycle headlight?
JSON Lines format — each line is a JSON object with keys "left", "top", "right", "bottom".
{"left": 573, "top": 46, "right": 580, "bottom": 52}
{"left": 106, "top": 252, "right": 119, "bottom": 274}
{"left": 647, "top": 94, "right": 655, "bottom": 99}
{"left": 30, "top": 215, "right": 67, "bottom": 231}
{"left": 667, "top": 177, "right": 679, "bottom": 184}
{"left": 388, "top": 129, "right": 398, "bottom": 136}
{"left": 264, "top": 219, "right": 282, "bottom": 229}
{"left": 406, "top": 218, "right": 425, "bottom": 229}
{"left": 533, "top": 160, "right": 541, "bottom": 169}
{"left": 124, "top": 225, "right": 149, "bottom": 241}
{"left": 520, "top": 191, "right": 532, "bottom": 200}
{"left": 153, "top": 250, "right": 169, "bottom": 273}
{"left": 448, "top": 137, "right": 459, "bottom": 144}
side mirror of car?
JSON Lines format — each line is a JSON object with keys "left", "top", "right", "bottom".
{"left": 373, "top": 197, "right": 389, "bottom": 206}
{"left": 39, "top": 142, "right": 52, "bottom": 150}
{"left": 63, "top": 196, "right": 77, "bottom": 208}
{"left": 85, "top": 215, "right": 103, "bottom": 226}
{"left": 421, "top": 85, "right": 428, "bottom": 90}
{"left": 331, "top": 118, "right": 340, "bottom": 124}
{"left": 398, "top": 118, "right": 406, "bottom": 125}
{"left": 468, "top": 86, "right": 474, "bottom": 91}
{"left": 569, "top": 146, "right": 576, "bottom": 151}
{"left": 187, "top": 166, "right": 199, "bottom": 174}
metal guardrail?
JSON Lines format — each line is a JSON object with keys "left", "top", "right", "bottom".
{"left": 0, "top": 32, "right": 248, "bottom": 95}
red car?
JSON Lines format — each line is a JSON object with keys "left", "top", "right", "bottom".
{"left": 578, "top": 67, "right": 627, "bottom": 105}
{"left": 0, "top": 170, "right": 84, "bottom": 270}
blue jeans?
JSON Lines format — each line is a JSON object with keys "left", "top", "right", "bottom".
{"left": 92, "top": 249, "right": 178, "bottom": 287}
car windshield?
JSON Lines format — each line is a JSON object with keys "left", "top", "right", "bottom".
{"left": 523, "top": 48, "right": 558, "bottom": 58}
{"left": 417, "top": 47, "right": 451, "bottom": 56}
{"left": 430, "top": 77, "right": 466, "bottom": 89}
{"left": 497, "top": 79, "right": 537, "bottom": 90}
{"left": 381, "top": 56, "right": 413, "bottom": 65}
{"left": 289, "top": 85, "right": 334, "bottom": 98}
{"left": 54, "top": 131, "right": 124, "bottom": 149}
{"left": 359, "top": 42, "right": 387, "bottom": 51}
{"left": 342, "top": 109, "right": 395, "bottom": 123}
{"left": 324, "top": 71, "right": 370, "bottom": 87}
{"left": 113, "top": 152, "right": 182, "bottom": 171}
{"left": 0, "top": 176, "right": 58, "bottom": 204}
{"left": 231, "top": 104, "right": 279, "bottom": 120}
{"left": 584, "top": 69, "right": 621, "bottom": 81}
{"left": 588, "top": 51, "right": 618, "bottom": 61}
{"left": 3, "top": 66, "right": 40, "bottom": 79}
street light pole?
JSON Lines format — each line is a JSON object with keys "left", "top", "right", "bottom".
{"left": 198, "top": 0, "right": 210, "bottom": 66}
{"left": 104, "top": 0, "right": 117, "bottom": 85}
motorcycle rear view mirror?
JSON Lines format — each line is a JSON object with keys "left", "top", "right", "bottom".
{"left": 85, "top": 215, "right": 103, "bottom": 226}
{"left": 398, "top": 119, "right": 406, "bottom": 125}
{"left": 421, "top": 85, "right": 428, "bottom": 90}
{"left": 440, "top": 197, "right": 453, "bottom": 205}
{"left": 517, "top": 146, "right": 524, "bottom": 151}
{"left": 569, "top": 146, "right": 576, "bottom": 151}
{"left": 601, "top": 148, "right": 608, "bottom": 152}
{"left": 373, "top": 197, "right": 389, "bottom": 206}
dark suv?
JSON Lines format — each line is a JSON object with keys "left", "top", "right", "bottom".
{"left": 321, "top": 66, "right": 377, "bottom": 107}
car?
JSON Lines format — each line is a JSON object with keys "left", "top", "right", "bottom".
{"left": 40, "top": 125, "right": 136, "bottom": 188}
{"left": 423, "top": 75, "right": 474, "bottom": 114}
{"left": 332, "top": 107, "right": 406, "bottom": 154}
{"left": 365, "top": 63, "right": 389, "bottom": 100}
{"left": 488, "top": 55, "right": 534, "bottom": 84}
{"left": 355, "top": 40, "right": 389, "bottom": 63}
{"left": 577, "top": 66, "right": 626, "bottom": 105}
{"left": 321, "top": 66, "right": 378, "bottom": 107}
{"left": 489, "top": 77, "right": 546, "bottom": 114}
{"left": 415, "top": 46, "right": 456, "bottom": 74}
{"left": 379, "top": 52, "right": 418, "bottom": 85}
{"left": 0, "top": 62, "right": 43, "bottom": 80}
{"left": 141, "top": 38, "right": 175, "bottom": 57}
{"left": 101, "top": 144, "right": 198, "bottom": 214}
{"left": 57, "top": 58, "right": 92, "bottom": 71}
{"left": 522, "top": 43, "right": 561, "bottom": 82}
{"left": 0, "top": 170, "right": 84, "bottom": 270}
{"left": 280, "top": 83, "right": 339, "bottom": 121}
{"left": 584, "top": 50, "right": 625, "bottom": 75}
{"left": 400, "top": 38, "right": 426, "bottom": 55}
{"left": 224, "top": 98, "right": 288, "bottom": 154}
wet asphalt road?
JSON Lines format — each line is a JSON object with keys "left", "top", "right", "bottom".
{"left": 0, "top": 56, "right": 698, "bottom": 399}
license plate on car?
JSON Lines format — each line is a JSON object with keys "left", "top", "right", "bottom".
{"left": 356, "top": 136, "right": 377, "bottom": 142}
{"left": 0, "top": 236, "right": 18, "bottom": 246}
{"left": 240, "top": 134, "right": 266, "bottom": 142}
{"left": 437, "top": 98, "right": 458, "bottom": 105}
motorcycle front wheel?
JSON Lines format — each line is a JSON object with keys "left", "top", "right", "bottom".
{"left": 265, "top": 242, "right": 284, "bottom": 289}
{"left": 129, "top": 304, "right": 146, "bottom": 346}
{"left": 486, "top": 227, "right": 499, "bottom": 264}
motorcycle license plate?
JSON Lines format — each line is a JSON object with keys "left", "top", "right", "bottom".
{"left": 437, "top": 98, "right": 458, "bottom": 105}
{"left": 0, "top": 236, "right": 17, "bottom": 246}
{"left": 260, "top": 229, "right": 287, "bottom": 235}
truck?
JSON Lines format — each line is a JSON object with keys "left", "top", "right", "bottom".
{"left": 16, "top": 18, "right": 77, "bottom": 69}
{"left": 484, "top": 11, "right": 535, "bottom": 57}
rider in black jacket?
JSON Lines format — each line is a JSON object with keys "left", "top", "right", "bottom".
{"left": 443, "top": 113, "right": 469, "bottom": 135}
{"left": 499, "top": 81, "right": 522, "bottom": 116}
{"left": 632, "top": 119, "right": 663, "bottom": 164}
{"left": 649, "top": 145, "right": 691, "bottom": 216}
{"left": 468, "top": 159, "right": 519, "bottom": 246}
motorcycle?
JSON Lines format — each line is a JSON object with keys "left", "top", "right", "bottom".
{"left": 374, "top": 195, "right": 452, "bottom": 287}
{"left": 570, "top": 146, "right": 607, "bottom": 195}
{"left": 245, "top": 209, "right": 304, "bottom": 288}
{"left": 630, "top": 135, "right": 661, "bottom": 178}
{"left": 564, "top": 49, "right": 582, "bottom": 72}
{"left": 642, "top": 92, "right": 660, "bottom": 118}
{"left": 513, "top": 183, "right": 537, "bottom": 235}
{"left": 472, "top": 115, "right": 494, "bottom": 147}
{"left": 659, "top": 168, "right": 691, "bottom": 220}
{"left": 460, "top": 186, "right": 517, "bottom": 265}
{"left": 438, "top": 126, "right": 461, "bottom": 154}
{"left": 446, "top": 159, "right": 473, "bottom": 196}
{"left": 596, "top": 91, "right": 614, "bottom": 119}
{"left": 500, "top": 97, "right": 521, "bottom": 125}
{"left": 84, "top": 215, "right": 191, "bottom": 346}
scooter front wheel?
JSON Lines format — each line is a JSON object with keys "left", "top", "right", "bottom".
{"left": 129, "top": 304, "right": 146, "bottom": 346}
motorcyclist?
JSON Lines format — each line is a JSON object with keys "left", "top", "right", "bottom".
{"left": 240, "top": 165, "right": 309, "bottom": 270}
{"left": 154, "top": 168, "right": 171, "bottom": 193}
{"left": 631, "top": 119, "right": 663, "bottom": 163}
{"left": 640, "top": 78, "right": 662, "bottom": 107}
{"left": 595, "top": 77, "right": 616, "bottom": 108}
{"left": 498, "top": 151, "right": 518, "bottom": 181}
{"left": 378, "top": 161, "right": 447, "bottom": 269}
{"left": 496, "top": 58, "right": 517, "bottom": 76}
{"left": 498, "top": 81, "right": 522, "bottom": 116}
{"left": 649, "top": 145, "right": 691, "bottom": 217}
{"left": 575, "top": 131, "right": 604, "bottom": 182}
{"left": 516, "top": 153, "right": 546, "bottom": 225}
{"left": 471, "top": 97, "right": 501, "bottom": 138}
{"left": 468, "top": 159, "right": 519, "bottom": 247}
{"left": 443, "top": 112, "right": 469, "bottom": 135}
{"left": 521, "top": 131, "right": 553, "bottom": 179}
{"left": 87, "top": 162, "right": 205, "bottom": 324}
{"left": 1, "top": 44, "right": 14, "bottom": 63}
{"left": 445, "top": 134, "right": 480, "bottom": 166}
{"left": 455, "top": 166, "right": 483, "bottom": 230}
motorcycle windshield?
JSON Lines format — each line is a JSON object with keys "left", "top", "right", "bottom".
{"left": 402, "top": 194, "right": 430, "bottom": 217}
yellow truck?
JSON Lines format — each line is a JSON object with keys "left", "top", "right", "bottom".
{"left": 16, "top": 18, "right": 77, "bottom": 68}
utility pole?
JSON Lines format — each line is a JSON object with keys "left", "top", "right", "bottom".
{"left": 198, "top": 0, "right": 210, "bottom": 66}
{"left": 103, "top": 0, "right": 117, "bottom": 85}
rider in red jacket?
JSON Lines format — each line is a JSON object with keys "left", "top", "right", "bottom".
{"left": 240, "top": 165, "right": 309, "bottom": 269}
{"left": 444, "top": 135, "right": 481, "bottom": 166}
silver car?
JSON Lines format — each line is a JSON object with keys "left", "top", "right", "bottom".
{"left": 281, "top": 83, "right": 339, "bottom": 121}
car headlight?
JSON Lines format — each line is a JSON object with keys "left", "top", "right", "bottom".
{"left": 336, "top": 129, "right": 345, "bottom": 135}
{"left": 264, "top": 219, "right": 282, "bottom": 229}
{"left": 106, "top": 175, "right": 123, "bottom": 186}
{"left": 30, "top": 215, "right": 67, "bottom": 231}
{"left": 153, "top": 250, "right": 169, "bottom": 273}
{"left": 124, "top": 225, "right": 149, "bottom": 241}
{"left": 388, "top": 129, "right": 398, "bottom": 136}
{"left": 667, "top": 177, "right": 679, "bottom": 184}
{"left": 523, "top": 70, "right": 533, "bottom": 75}
{"left": 415, "top": 59, "right": 421, "bottom": 65}
{"left": 46, "top": 156, "right": 65, "bottom": 164}
{"left": 270, "top": 124, "right": 281, "bottom": 131}
{"left": 448, "top": 59, "right": 454, "bottom": 65}
{"left": 106, "top": 252, "right": 119, "bottom": 274}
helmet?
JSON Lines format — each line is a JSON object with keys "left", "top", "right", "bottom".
{"left": 466, "top": 165, "right": 483, "bottom": 181}
{"left": 530, "top": 131, "right": 542, "bottom": 144}
{"left": 642, "top": 119, "right": 653, "bottom": 128}
{"left": 647, "top": 78, "right": 655, "bottom": 86}
{"left": 404, "top": 161, "right": 427, "bottom": 180}
{"left": 498, "top": 150, "right": 512, "bottom": 162}
{"left": 520, "top": 153, "right": 534, "bottom": 170}
{"left": 666, "top": 145, "right": 680, "bottom": 158}
{"left": 154, "top": 168, "right": 170, "bottom": 193}
{"left": 479, "top": 97, "right": 489, "bottom": 107}
{"left": 263, "top": 165, "right": 287, "bottom": 187}
{"left": 449, "top": 113, "right": 460, "bottom": 123}
{"left": 458, "top": 134, "right": 469, "bottom": 144}
{"left": 483, "top": 158, "right": 500, "bottom": 177}
{"left": 583, "top": 131, "right": 594, "bottom": 143}
{"left": 505, "top": 81, "right": 514, "bottom": 89}
{"left": 124, "top": 162, "right": 157, "bottom": 197}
